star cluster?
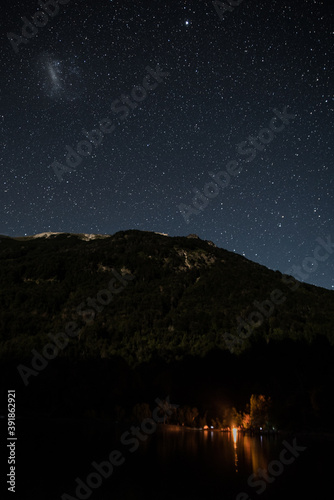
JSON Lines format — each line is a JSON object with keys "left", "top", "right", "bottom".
{"left": 0, "top": 0, "right": 333, "bottom": 289}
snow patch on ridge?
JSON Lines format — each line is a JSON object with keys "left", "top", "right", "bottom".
{"left": 32, "top": 232, "right": 110, "bottom": 241}
{"left": 33, "top": 232, "right": 65, "bottom": 238}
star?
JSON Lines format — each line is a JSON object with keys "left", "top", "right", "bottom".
{"left": 0, "top": 0, "right": 332, "bottom": 290}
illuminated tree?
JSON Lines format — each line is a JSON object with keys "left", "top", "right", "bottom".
{"left": 177, "top": 406, "right": 199, "bottom": 427}
{"left": 242, "top": 413, "right": 251, "bottom": 429}
{"left": 250, "top": 394, "right": 271, "bottom": 428}
{"left": 222, "top": 407, "right": 242, "bottom": 428}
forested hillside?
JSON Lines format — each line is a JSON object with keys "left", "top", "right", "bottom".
{"left": 0, "top": 230, "right": 333, "bottom": 364}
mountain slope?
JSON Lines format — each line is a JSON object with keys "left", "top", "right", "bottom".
{"left": 0, "top": 230, "right": 333, "bottom": 364}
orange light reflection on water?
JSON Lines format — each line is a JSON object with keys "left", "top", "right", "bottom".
{"left": 232, "top": 428, "right": 238, "bottom": 472}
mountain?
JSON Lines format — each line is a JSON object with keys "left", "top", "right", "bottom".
{"left": 1, "top": 229, "right": 333, "bottom": 361}
{"left": 0, "top": 230, "right": 333, "bottom": 428}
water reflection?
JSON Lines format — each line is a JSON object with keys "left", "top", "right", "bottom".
{"left": 241, "top": 435, "right": 269, "bottom": 475}
{"left": 154, "top": 427, "right": 278, "bottom": 485}
{"left": 232, "top": 428, "right": 238, "bottom": 472}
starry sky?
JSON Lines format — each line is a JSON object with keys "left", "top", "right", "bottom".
{"left": 1, "top": 0, "right": 333, "bottom": 289}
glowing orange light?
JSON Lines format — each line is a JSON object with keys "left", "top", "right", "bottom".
{"left": 232, "top": 427, "right": 238, "bottom": 471}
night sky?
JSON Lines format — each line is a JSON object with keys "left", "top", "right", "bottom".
{"left": 1, "top": 0, "right": 333, "bottom": 290}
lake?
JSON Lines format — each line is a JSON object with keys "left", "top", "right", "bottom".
{"left": 8, "top": 419, "right": 334, "bottom": 499}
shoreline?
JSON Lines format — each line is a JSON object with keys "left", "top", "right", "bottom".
{"left": 3, "top": 416, "right": 334, "bottom": 440}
